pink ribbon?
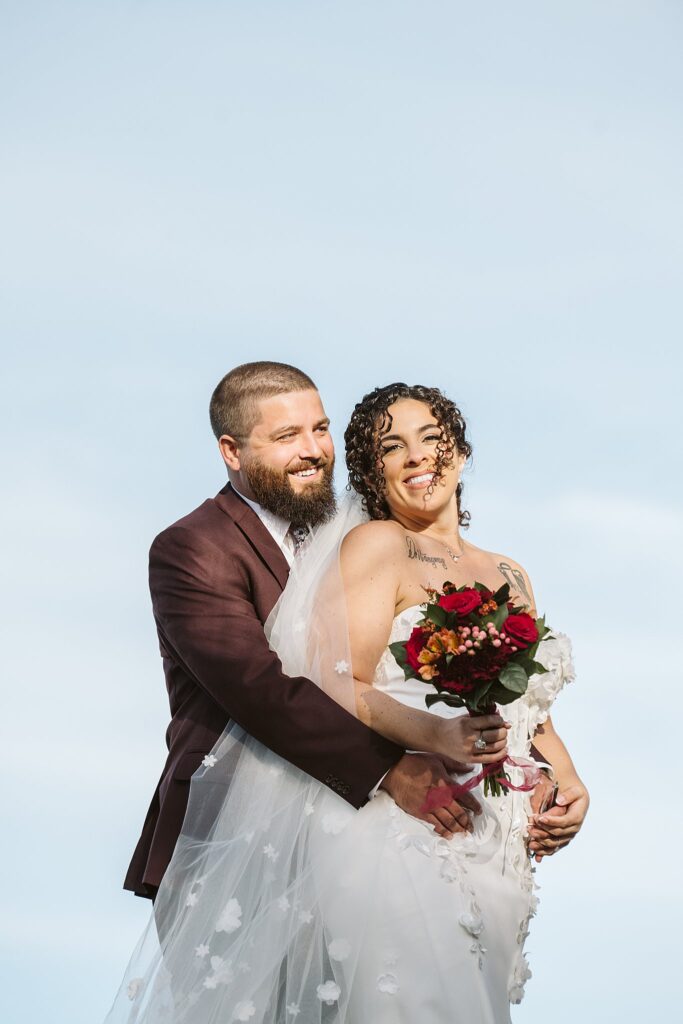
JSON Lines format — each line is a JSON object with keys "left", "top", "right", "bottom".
{"left": 421, "top": 755, "right": 544, "bottom": 813}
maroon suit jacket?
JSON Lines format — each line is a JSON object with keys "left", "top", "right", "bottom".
{"left": 124, "top": 484, "right": 403, "bottom": 897}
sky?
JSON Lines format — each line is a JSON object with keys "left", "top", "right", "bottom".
{"left": 1, "top": 2, "right": 681, "bottom": 1021}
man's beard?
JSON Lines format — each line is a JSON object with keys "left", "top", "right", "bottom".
{"left": 243, "top": 456, "right": 337, "bottom": 526}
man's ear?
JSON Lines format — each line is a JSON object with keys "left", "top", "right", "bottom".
{"left": 219, "top": 434, "right": 242, "bottom": 471}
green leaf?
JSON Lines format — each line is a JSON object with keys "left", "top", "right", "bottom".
{"left": 528, "top": 659, "right": 548, "bottom": 675}
{"left": 425, "top": 604, "right": 447, "bottom": 628}
{"left": 388, "top": 641, "right": 407, "bottom": 666}
{"left": 498, "top": 662, "right": 529, "bottom": 694}
{"left": 492, "top": 582, "right": 510, "bottom": 605}
{"left": 426, "top": 692, "right": 465, "bottom": 710}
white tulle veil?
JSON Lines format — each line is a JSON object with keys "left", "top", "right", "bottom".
{"left": 104, "top": 491, "right": 396, "bottom": 1024}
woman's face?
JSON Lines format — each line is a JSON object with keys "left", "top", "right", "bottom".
{"left": 376, "top": 398, "right": 465, "bottom": 523}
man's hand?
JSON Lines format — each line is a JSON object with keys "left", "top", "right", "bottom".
{"left": 528, "top": 781, "right": 590, "bottom": 862}
{"left": 380, "top": 752, "right": 481, "bottom": 839}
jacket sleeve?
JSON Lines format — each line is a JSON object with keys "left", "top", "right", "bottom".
{"left": 149, "top": 524, "right": 403, "bottom": 808}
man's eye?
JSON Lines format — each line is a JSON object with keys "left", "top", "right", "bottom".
{"left": 278, "top": 433, "right": 296, "bottom": 442}
{"left": 316, "top": 425, "right": 329, "bottom": 434}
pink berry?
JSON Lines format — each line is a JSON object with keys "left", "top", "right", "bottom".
{"left": 492, "top": 639, "right": 502, "bottom": 648}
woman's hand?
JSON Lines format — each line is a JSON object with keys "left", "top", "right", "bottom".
{"left": 527, "top": 779, "right": 590, "bottom": 862}
{"left": 434, "top": 713, "right": 510, "bottom": 764}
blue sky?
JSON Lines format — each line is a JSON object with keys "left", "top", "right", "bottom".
{"left": 1, "top": 2, "right": 680, "bottom": 1021}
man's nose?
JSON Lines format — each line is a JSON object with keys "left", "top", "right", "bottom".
{"left": 298, "top": 431, "right": 325, "bottom": 460}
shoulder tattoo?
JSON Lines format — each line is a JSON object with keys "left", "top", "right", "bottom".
{"left": 497, "top": 561, "right": 531, "bottom": 602}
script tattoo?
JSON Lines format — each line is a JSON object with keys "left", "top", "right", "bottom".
{"left": 405, "top": 536, "right": 447, "bottom": 570}
{"left": 497, "top": 561, "right": 531, "bottom": 602}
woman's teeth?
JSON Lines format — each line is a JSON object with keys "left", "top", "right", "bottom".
{"left": 404, "top": 472, "right": 434, "bottom": 487}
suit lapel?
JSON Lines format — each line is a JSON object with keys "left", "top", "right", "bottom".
{"left": 214, "top": 484, "right": 290, "bottom": 591}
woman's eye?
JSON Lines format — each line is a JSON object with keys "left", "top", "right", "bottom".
{"left": 381, "top": 443, "right": 401, "bottom": 454}
{"left": 424, "top": 434, "right": 441, "bottom": 443}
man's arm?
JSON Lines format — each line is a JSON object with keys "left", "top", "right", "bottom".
{"left": 150, "top": 524, "right": 403, "bottom": 808}
{"left": 527, "top": 714, "right": 589, "bottom": 860}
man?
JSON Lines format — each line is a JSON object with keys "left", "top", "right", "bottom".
{"left": 124, "top": 361, "right": 480, "bottom": 899}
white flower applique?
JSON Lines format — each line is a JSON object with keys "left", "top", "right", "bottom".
{"left": 303, "top": 801, "right": 315, "bottom": 816}
{"left": 298, "top": 910, "right": 314, "bottom": 924}
{"left": 263, "top": 844, "right": 280, "bottom": 862}
{"left": 203, "top": 956, "right": 234, "bottom": 989}
{"left": 195, "top": 944, "right": 210, "bottom": 959}
{"left": 286, "top": 1004, "right": 300, "bottom": 1017}
{"left": 232, "top": 999, "right": 256, "bottom": 1020}
{"left": 215, "top": 898, "right": 243, "bottom": 933}
{"left": 277, "top": 896, "right": 291, "bottom": 912}
{"left": 202, "top": 754, "right": 218, "bottom": 768}
{"left": 127, "top": 978, "right": 144, "bottom": 1000}
{"left": 186, "top": 891, "right": 199, "bottom": 908}
{"left": 316, "top": 981, "right": 341, "bottom": 1005}
{"left": 509, "top": 955, "right": 532, "bottom": 1004}
{"left": 377, "top": 973, "right": 399, "bottom": 995}
{"left": 334, "top": 660, "right": 349, "bottom": 674}
{"left": 328, "top": 938, "right": 351, "bottom": 962}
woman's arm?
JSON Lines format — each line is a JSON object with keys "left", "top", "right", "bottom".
{"left": 340, "top": 522, "right": 508, "bottom": 765}
{"left": 503, "top": 557, "right": 590, "bottom": 858}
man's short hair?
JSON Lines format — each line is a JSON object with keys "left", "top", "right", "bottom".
{"left": 209, "top": 361, "right": 317, "bottom": 440}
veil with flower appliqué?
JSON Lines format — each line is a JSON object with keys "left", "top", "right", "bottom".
{"left": 103, "top": 491, "right": 408, "bottom": 1023}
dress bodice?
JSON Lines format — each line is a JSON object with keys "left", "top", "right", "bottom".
{"left": 374, "top": 605, "right": 575, "bottom": 757}
{"left": 373, "top": 605, "right": 467, "bottom": 719}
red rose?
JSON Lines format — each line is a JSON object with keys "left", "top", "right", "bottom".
{"left": 503, "top": 613, "right": 538, "bottom": 649}
{"left": 405, "top": 627, "right": 427, "bottom": 671}
{"left": 438, "top": 588, "right": 482, "bottom": 617}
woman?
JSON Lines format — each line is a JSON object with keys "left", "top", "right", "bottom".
{"left": 108, "top": 384, "right": 586, "bottom": 1024}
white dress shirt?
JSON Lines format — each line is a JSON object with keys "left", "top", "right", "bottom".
{"left": 231, "top": 485, "right": 297, "bottom": 566}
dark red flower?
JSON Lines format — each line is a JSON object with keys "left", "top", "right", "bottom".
{"left": 438, "top": 588, "right": 482, "bottom": 617}
{"left": 405, "top": 627, "right": 427, "bottom": 671}
{"left": 503, "top": 613, "right": 539, "bottom": 649}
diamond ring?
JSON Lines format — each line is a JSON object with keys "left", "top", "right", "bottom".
{"left": 474, "top": 734, "right": 487, "bottom": 752}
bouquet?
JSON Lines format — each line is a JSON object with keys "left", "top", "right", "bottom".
{"left": 390, "top": 580, "right": 551, "bottom": 797}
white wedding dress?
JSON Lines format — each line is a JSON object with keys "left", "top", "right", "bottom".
{"left": 106, "top": 499, "right": 574, "bottom": 1024}
{"left": 303, "top": 608, "right": 573, "bottom": 1023}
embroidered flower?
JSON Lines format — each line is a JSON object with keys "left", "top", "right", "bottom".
{"left": 263, "top": 843, "right": 280, "bottom": 862}
{"left": 329, "top": 938, "right": 351, "bottom": 961}
{"left": 269, "top": 765, "right": 283, "bottom": 777}
{"left": 286, "top": 1004, "right": 300, "bottom": 1017}
{"left": 316, "top": 981, "right": 341, "bottom": 1005}
{"left": 203, "top": 975, "right": 218, "bottom": 990}
{"left": 334, "top": 660, "right": 349, "bottom": 674}
{"left": 202, "top": 754, "right": 218, "bottom": 768}
{"left": 321, "top": 811, "right": 350, "bottom": 835}
{"left": 277, "top": 896, "right": 291, "bottom": 912}
{"left": 127, "top": 978, "right": 144, "bottom": 1000}
{"left": 298, "top": 910, "right": 313, "bottom": 924}
{"left": 186, "top": 891, "right": 198, "bottom": 908}
{"left": 233, "top": 1000, "right": 256, "bottom": 1020}
{"left": 195, "top": 944, "right": 210, "bottom": 959}
{"left": 458, "top": 912, "right": 484, "bottom": 937}
{"left": 509, "top": 956, "right": 532, "bottom": 1004}
{"left": 382, "top": 950, "right": 399, "bottom": 967}
{"left": 304, "top": 801, "right": 315, "bottom": 816}
{"left": 215, "top": 898, "right": 242, "bottom": 933}
{"left": 242, "top": 831, "right": 254, "bottom": 843}
{"left": 377, "top": 973, "right": 399, "bottom": 995}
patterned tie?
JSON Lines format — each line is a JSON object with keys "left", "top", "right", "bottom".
{"left": 287, "top": 524, "right": 309, "bottom": 556}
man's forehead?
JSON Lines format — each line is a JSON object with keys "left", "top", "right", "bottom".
{"left": 251, "top": 389, "right": 328, "bottom": 431}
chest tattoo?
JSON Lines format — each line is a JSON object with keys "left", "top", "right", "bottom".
{"left": 405, "top": 536, "right": 447, "bottom": 571}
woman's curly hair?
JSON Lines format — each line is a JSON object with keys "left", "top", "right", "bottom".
{"left": 344, "top": 382, "right": 473, "bottom": 526}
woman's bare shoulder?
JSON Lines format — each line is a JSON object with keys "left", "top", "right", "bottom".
{"left": 341, "top": 519, "right": 406, "bottom": 560}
